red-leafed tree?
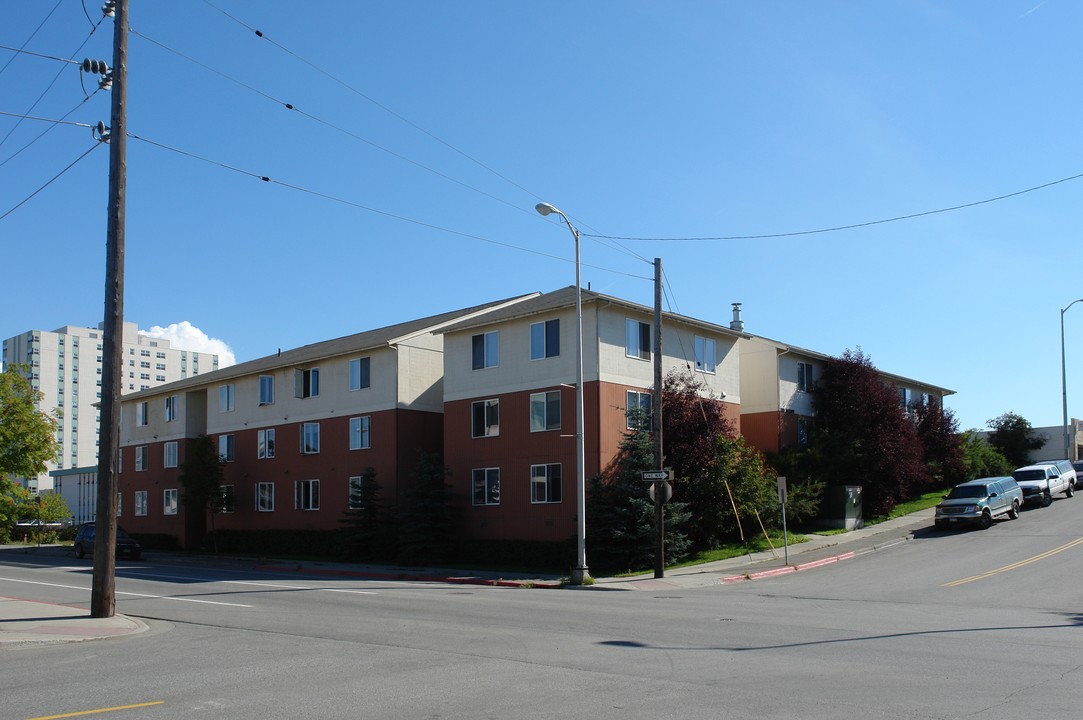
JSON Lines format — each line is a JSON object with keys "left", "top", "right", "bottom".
{"left": 810, "top": 349, "right": 931, "bottom": 517}
{"left": 914, "top": 396, "right": 967, "bottom": 486}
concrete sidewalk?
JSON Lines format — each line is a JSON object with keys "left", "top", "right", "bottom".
{"left": 0, "top": 508, "right": 934, "bottom": 647}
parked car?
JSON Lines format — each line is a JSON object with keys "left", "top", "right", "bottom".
{"left": 934, "top": 477, "right": 1023, "bottom": 530}
{"left": 1011, "top": 464, "right": 1074, "bottom": 507}
{"left": 72, "top": 522, "right": 142, "bottom": 560}
{"left": 1072, "top": 460, "right": 1083, "bottom": 483}
{"left": 1034, "top": 459, "right": 1078, "bottom": 490}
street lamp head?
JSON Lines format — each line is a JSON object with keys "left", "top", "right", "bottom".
{"left": 535, "top": 202, "right": 559, "bottom": 217}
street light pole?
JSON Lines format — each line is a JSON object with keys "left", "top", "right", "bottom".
{"left": 1061, "top": 299, "right": 1083, "bottom": 460}
{"left": 535, "top": 202, "right": 590, "bottom": 584}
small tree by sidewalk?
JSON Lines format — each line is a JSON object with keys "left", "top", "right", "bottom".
{"left": 178, "top": 435, "right": 231, "bottom": 552}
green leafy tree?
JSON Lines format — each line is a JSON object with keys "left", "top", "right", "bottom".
{"left": 178, "top": 435, "right": 228, "bottom": 551}
{"left": 960, "top": 430, "right": 1013, "bottom": 478}
{"left": 764, "top": 446, "right": 825, "bottom": 526}
{"left": 914, "top": 397, "right": 967, "bottom": 487}
{"left": 587, "top": 426, "right": 691, "bottom": 575}
{"left": 810, "top": 348, "right": 931, "bottom": 517}
{"left": 0, "top": 366, "right": 60, "bottom": 485}
{"left": 986, "top": 412, "right": 1045, "bottom": 468}
{"left": 396, "top": 452, "right": 459, "bottom": 565}
{"left": 15, "top": 490, "right": 71, "bottom": 544}
{"left": 339, "top": 467, "right": 395, "bottom": 561}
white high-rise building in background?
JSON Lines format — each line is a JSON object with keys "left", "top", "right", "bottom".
{"left": 2, "top": 321, "right": 219, "bottom": 491}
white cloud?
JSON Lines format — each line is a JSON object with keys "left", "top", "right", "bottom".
{"left": 140, "top": 321, "right": 237, "bottom": 367}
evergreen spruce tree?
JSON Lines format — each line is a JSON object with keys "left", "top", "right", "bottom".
{"left": 396, "top": 452, "right": 459, "bottom": 565}
{"left": 338, "top": 467, "right": 394, "bottom": 561}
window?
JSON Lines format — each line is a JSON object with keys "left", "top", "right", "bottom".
{"left": 530, "top": 464, "right": 562, "bottom": 503}
{"left": 117, "top": 492, "right": 122, "bottom": 517}
{"left": 471, "top": 331, "right": 498, "bottom": 369}
{"left": 797, "top": 418, "right": 810, "bottom": 448}
{"left": 626, "top": 390, "right": 652, "bottom": 431}
{"left": 258, "top": 428, "right": 276, "bottom": 459}
{"left": 695, "top": 336, "right": 716, "bottom": 373}
{"left": 135, "top": 446, "right": 148, "bottom": 471}
{"left": 164, "top": 395, "right": 176, "bottom": 422}
{"left": 349, "top": 416, "right": 371, "bottom": 450}
{"left": 256, "top": 482, "right": 275, "bottom": 512}
{"left": 471, "top": 399, "right": 499, "bottom": 438}
{"left": 219, "top": 384, "right": 235, "bottom": 412}
{"left": 164, "top": 441, "right": 178, "bottom": 468}
{"left": 530, "top": 391, "right": 561, "bottom": 432}
{"left": 349, "top": 357, "right": 370, "bottom": 391}
{"left": 347, "top": 475, "right": 373, "bottom": 510}
{"left": 164, "top": 488, "right": 178, "bottom": 515}
{"left": 134, "top": 490, "right": 147, "bottom": 517}
{"left": 900, "top": 387, "right": 912, "bottom": 409}
{"left": 219, "top": 486, "right": 235, "bottom": 513}
{"left": 472, "top": 468, "right": 500, "bottom": 506}
{"left": 219, "top": 434, "right": 235, "bottom": 462}
{"left": 294, "top": 368, "right": 320, "bottom": 398}
{"left": 259, "top": 375, "right": 275, "bottom": 405}
{"left": 301, "top": 422, "right": 320, "bottom": 454}
{"left": 797, "top": 362, "right": 814, "bottom": 393}
{"left": 626, "top": 319, "right": 651, "bottom": 360}
{"left": 136, "top": 401, "right": 148, "bottom": 426}
{"left": 295, "top": 479, "right": 320, "bottom": 511}
{"left": 530, "top": 319, "right": 560, "bottom": 360}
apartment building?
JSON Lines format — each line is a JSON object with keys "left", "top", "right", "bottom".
{"left": 117, "top": 298, "right": 529, "bottom": 549}
{"left": 2, "top": 322, "right": 219, "bottom": 491}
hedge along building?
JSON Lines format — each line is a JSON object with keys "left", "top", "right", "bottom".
{"left": 117, "top": 297, "right": 530, "bottom": 549}
{"left": 437, "top": 287, "right": 745, "bottom": 544}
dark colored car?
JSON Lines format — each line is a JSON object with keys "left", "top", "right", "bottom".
{"left": 72, "top": 522, "right": 142, "bottom": 560}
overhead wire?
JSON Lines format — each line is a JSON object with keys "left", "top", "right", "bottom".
{"left": 0, "top": 91, "right": 102, "bottom": 170}
{"left": 0, "top": 142, "right": 104, "bottom": 222}
{"left": 0, "top": 0, "right": 64, "bottom": 79}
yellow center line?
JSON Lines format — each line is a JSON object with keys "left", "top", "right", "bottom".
{"left": 26, "top": 701, "right": 164, "bottom": 720}
{"left": 944, "top": 536, "right": 1083, "bottom": 587}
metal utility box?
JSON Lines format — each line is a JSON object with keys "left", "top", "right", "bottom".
{"left": 822, "top": 485, "right": 863, "bottom": 530}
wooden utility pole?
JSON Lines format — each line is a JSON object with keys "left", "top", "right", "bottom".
{"left": 91, "top": 0, "right": 128, "bottom": 619}
{"left": 653, "top": 258, "right": 664, "bottom": 578}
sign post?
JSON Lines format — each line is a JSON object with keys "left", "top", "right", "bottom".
{"left": 777, "top": 476, "right": 789, "bottom": 566}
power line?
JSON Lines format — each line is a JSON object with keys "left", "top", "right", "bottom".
{"left": 0, "top": 0, "right": 64, "bottom": 78}
{"left": 583, "top": 171, "right": 1083, "bottom": 242}
{"left": 0, "top": 142, "right": 103, "bottom": 222}
{"left": 0, "top": 44, "right": 82, "bottom": 65}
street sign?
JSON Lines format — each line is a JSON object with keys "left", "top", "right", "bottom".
{"left": 649, "top": 481, "right": 672, "bottom": 503}
{"left": 641, "top": 470, "right": 671, "bottom": 482}
{"left": 777, "top": 475, "right": 787, "bottom": 504}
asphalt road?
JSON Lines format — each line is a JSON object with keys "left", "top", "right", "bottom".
{"left": 2, "top": 496, "right": 1081, "bottom": 720}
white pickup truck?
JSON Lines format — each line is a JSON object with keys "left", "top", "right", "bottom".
{"left": 1011, "top": 464, "right": 1074, "bottom": 507}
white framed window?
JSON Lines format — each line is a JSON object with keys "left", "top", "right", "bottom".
{"left": 164, "top": 441, "right": 178, "bottom": 468}
{"left": 117, "top": 492, "right": 122, "bottom": 517}
{"left": 529, "top": 391, "right": 561, "bottom": 432}
{"left": 530, "top": 319, "right": 560, "bottom": 360}
{"left": 348, "top": 476, "right": 365, "bottom": 510}
{"left": 136, "top": 401, "right": 148, "bottom": 426}
{"left": 164, "top": 395, "right": 177, "bottom": 422}
{"left": 220, "top": 485, "right": 235, "bottom": 513}
{"left": 349, "top": 416, "right": 371, "bottom": 450}
{"left": 164, "top": 488, "right": 178, "bottom": 515}
{"left": 258, "top": 428, "right": 275, "bottom": 459}
{"left": 295, "top": 479, "right": 320, "bottom": 511}
{"left": 797, "top": 362, "right": 814, "bottom": 393}
{"left": 349, "top": 357, "right": 370, "bottom": 391}
{"left": 471, "top": 399, "right": 499, "bottom": 438}
{"left": 695, "top": 336, "right": 716, "bottom": 374}
{"left": 625, "top": 319, "right": 651, "bottom": 361}
{"left": 900, "top": 387, "right": 912, "bottom": 409}
{"left": 135, "top": 445, "right": 148, "bottom": 471}
{"left": 259, "top": 374, "right": 275, "bottom": 405}
{"left": 219, "top": 434, "right": 235, "bottom": 462}
{"left": 471, "top": 331, "right": 498, "bottom": 370}
{"left": 294, "top": 368, "right": 320, "bottom": 398}
{"left": 301, "top": 422, "right": 320, "bottom": 454}
{"left": 530, "top": 464, "right": 562, "bottom": 504}
{"left": 472, "top": 468, "right": 500, "bottom": 506}
{"left": 219, "top": 384, "right": 235, "bottom": 412}
{"left": 134, "top": 490, "right": 147, "bottom": 517}
{"left": 256, "top": 482, "right": 275, "bottom": 512}
{"left": 626, "top": 390, "right": 652, "bottom": 431}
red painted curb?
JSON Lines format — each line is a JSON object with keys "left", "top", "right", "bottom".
{"left": 720, "top": 550, "right": 856, "bottom": 584}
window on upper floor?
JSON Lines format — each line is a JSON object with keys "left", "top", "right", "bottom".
{"left": 626, "top": 390, "right": 653, "bottom": 431}
{"left": 349, "top": 357, "right": 370, "bottom": 391}
{"left": 295, "top": 368, "right": 320, "bottom": 398}
{"left": 900, "top": 387, "right": 912, "bottom": 409}
{"left": 164, "top": 395, "right": 177, "bottom": 422}
{"left": 471, "top": 399, "right": 499, "bottom": 438}
{"left": 256, "top": 482, "right": 275, "bottom": 512}
{"left": 471, "top": 331, "right": 498, "bottom": 370}
{"left": 258, "top": 428, "right": 276, "bottom": 459}
{"left": 695, "top": 336, "right": 716, "bottom": 374}
{"left": 349, "top": 416, "right": 371, "bottom": 450}
{"left": 219, "top": 384, "right": 235, "bottom": 412}
{"left": 626, "top": 319, "right": 650, "bottom": 361}
{"left": 530, "top": 463, "right": 562, "bottom": 504}
{"left": 134, "top": 490, "right": 147, "bottom": 516}
{"left": 529, "top": 391, "right": 561, "bottom": 432}
{"left": 135, "top": 446, "right": 148, "bottom": 471}
{"left": 472, "top": 468, "right": 500, "bottom": 506}
{"left": 219, "top": 434, "right": 235, "bottom": 462}
{"left": 301, "top": 422, "right": 320, "bottom": 454}
{"left": 530, "top": 319, "right": 560, "bottom": 360}
{"left": 136, "top": 401, "right": 148, "bottom": 427}
{"left": 797, "top": 362, "right": 814, "bottom": 393}
{"left": 295, "top": 479, "right": 320, "bottom": 511}
{"left": 164, "top": 488, "right": 178, "bottom": 515}
{"left": 259, "top": 375, "right": 275, "bottom": 405}
{"left": 164, "top": 441, "right": 178, "bottom": 468}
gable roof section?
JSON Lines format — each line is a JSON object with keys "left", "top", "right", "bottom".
{"left": 124, "top": 294, "right": 537, "bottom": 400}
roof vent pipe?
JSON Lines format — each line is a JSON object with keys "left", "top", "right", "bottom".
{"left": 730, "top": 303, "right": 744, "bottom": 332}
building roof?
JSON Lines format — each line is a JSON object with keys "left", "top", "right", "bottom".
{"left": 123, "top": 294, "right": 535, "bottom": 400}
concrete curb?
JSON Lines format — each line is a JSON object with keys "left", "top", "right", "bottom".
{"left": 721, "top": 551, "right": 857, "bottom": 584}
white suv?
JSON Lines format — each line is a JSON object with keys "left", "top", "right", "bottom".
{"left": 1012, "top": 464, "right": 1074, "bottom": 507}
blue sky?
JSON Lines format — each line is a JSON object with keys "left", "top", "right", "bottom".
{"left": 2, "top": 1, "right": 1081, "bottom": 433}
